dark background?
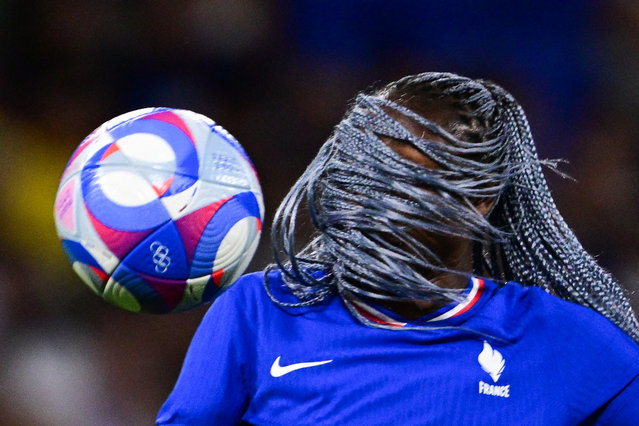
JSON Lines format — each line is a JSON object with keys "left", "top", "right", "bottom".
{"left": 1, "top": 1, "right": 638, "bottom": 424}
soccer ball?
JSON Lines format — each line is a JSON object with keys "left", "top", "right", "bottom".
{"left": 54, "top": 108, "right": 264, "bottom": 313}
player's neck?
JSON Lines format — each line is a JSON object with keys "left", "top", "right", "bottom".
{"left": 381, "top": 247, "right": 473, "bottom": 320}
{"left": 380, "top": 272, "right": 469, "bottom": 320}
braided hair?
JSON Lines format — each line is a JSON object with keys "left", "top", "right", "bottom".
{"left": 266, "top": 72, "right": 639, "bottom": 341}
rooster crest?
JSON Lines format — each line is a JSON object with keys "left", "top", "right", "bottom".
{"left": 478, "top": 341, "right": 505, "bottom": 382}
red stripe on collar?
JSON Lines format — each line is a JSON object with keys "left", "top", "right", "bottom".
{"left": 428, "top": 277, "right": 485, "bottom": 322}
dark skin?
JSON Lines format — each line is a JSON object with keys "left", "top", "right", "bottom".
{"left": 378, "top": 109, "right": 495, "bottom": 320}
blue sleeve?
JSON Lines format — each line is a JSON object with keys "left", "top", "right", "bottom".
{"left": 156, "top": 282, "right": 255, "bottom": 425}
{"left": 591, "top": 375, "right": 639, "bottom": 425}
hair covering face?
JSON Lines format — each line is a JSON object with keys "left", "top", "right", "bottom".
{"left": 267, "top": 72, "right": 639, "bottom": 341}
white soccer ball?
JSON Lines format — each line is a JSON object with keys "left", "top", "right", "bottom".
{"left": 54, "top": 108, "right": 264, "bottom": 313}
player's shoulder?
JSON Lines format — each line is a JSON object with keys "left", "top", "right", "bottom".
{"left": 496, "top": 280, "right": 639, "bottom": 353}
{"left": 521, "top": 283, "right": 623, "bottom": 327}
{"left": 495, "top": 279, "right": 610, "bottom": 322}
{"left": 225, "top": 269, "right": 267, "bottom": 293}
{"left": 194, "top": 270, "right": 280, "bottom": 344}
{"left": 212, "top": 268, "right": 309, "bottom": 311}
{"left": 220, "top": 268, "right": 337, "bottom": 319}
{"left": 213, "top": 269, "right": 269, "bottom": 308}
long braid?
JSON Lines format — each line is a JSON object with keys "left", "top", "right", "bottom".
{"left": 266, "top": 72, "right": 639, "bottom": 341}
{"left": 484, "top": 82, "right": 639, "bottom": 340}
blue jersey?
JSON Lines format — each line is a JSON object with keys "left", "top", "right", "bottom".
{"left": 157, "top": 270, "right": 639, "bottom": 425}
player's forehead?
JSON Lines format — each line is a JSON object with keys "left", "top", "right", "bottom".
{"left": 382, "top": 135, "right": 441, "bottom": 171}
{"left": 378, "top": 104, "right": 450, "bottom": 171}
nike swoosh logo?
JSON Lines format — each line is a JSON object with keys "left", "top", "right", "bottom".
{"left": 270, "top": 356, "right": 333, "bottom": 377}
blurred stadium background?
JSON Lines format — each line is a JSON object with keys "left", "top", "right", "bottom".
{"left": 1, "top": 1, "right": 638, "bottom": 424}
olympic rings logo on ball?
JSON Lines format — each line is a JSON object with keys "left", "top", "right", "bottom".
{"left": 150, "top": 241, "right": 171, "bottom": 274}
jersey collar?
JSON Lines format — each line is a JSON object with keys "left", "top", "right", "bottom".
{"left": 347, "top": 276, "right": 493, "bottom": 328}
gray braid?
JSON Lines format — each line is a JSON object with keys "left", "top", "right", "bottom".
{"left": 266, "top": 72, "right": 639, "bottom": 341}
{"left": 482, "top": 81, "right": 639, "bottom": 341}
